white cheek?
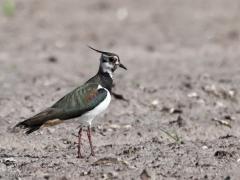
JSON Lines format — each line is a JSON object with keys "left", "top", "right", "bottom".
{"left": 102, "top": 63, "right": 113, "bottom": 70}
{"left": 102, "top": 63, "right": 114, "bottom": 77}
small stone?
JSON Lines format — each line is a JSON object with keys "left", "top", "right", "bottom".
{"left": 169, "top": 108, "right": 182, "bottom": 114}
{"left": 202, "top": 146, "right": 208, "bottom": 150}
{"left": 187, "top": 92, "right": 199, "bottom": 98}
{"left": 123, "top": 124, "right": 132, "bottom": 129}
{"left": 106, "top": 128, "right": 115, "bottom": 132}
{"left": 151, "top": 100, "right": 159, "bottom": 107}
{"left": 228, "top": 89, "right": 236, "bottom": 98}
{"left": 80, "top": 171, "right": 88, "bottom": 176}
{"left": 109, "top": 124, "right": 120, "bottom": 130}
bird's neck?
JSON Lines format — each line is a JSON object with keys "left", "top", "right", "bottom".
{"left": 86, "top": 70, "right": 113, "bottom": 92}
{"left": 98, "top": 64, "right": 113, "bottom": 78}
{"left": 97, "top": 69, "right": 113, "bottom": 92}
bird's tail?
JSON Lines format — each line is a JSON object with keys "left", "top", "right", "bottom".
{"left": 15, "top": 119, "right": 41, "bottom": 134}
{"left": 14, "top": 108, "right": 62, "bottom": 134}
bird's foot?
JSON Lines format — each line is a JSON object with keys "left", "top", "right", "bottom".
{"left": 90, "top": 151, "right": 95, "bottom": 156}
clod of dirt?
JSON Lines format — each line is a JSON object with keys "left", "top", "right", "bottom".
{"left": 224, "top": 176, "right": 231, "bottom": 180}
{"left": 43, "top": 175, "right": 50, "bottom": 180}
{"left": 2, "top": 158, "right": 16, "bottom": 166}
{"left": 219, "top": 135, "right": 236, "bottom": 139}
{"left": 122, "top": 146, "right": 140, "bottom": 155}
{"left": 214, "top": 150, "right": 234, "bottom": 159}
{"left": 101, "top": 171, "right": 118, "bottom": 179}
{"left": 182, "top": 82, "right": 193, "bottom": 89}
{"left": 223, "top": 115, "right": 235, "bottom": 121}
{"left": 152, "top": 137, "right": 162, "bottom": 144}
{"left": 169, "top": 115, "right": 184, "bottom": 127}
{"left": 137, "top": 132, "right": 142, "bottom": 137}
{"left": 47, "top": 56, "right": 58, "bottom": 63}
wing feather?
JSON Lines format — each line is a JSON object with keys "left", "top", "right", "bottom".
{"left": 51, "top": 83, "right": 108, "bottom": 119}
{"left": 15, "top": 83, "right": 108, "bottom": 134}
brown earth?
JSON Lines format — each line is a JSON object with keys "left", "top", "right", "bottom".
{"left": 1, "top": 0, "right": 240, "bottom": 179}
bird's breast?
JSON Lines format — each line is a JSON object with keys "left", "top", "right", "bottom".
{"left": 83, "top": 88, "right": 111, "bottom": 119}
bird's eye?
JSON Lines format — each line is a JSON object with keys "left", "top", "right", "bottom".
{"left": 109, "top": 57, "right": 115, "bottom": 62}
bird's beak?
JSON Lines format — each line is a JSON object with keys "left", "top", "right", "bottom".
{"left": 119, "top": 63, "right": 127, "bottom": 70}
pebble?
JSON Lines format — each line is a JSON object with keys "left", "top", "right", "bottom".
{"left": 151, "top": 100, "right": 159, "bottom": 107}
{"left": 188, "top": 92, "right": 199, "bottom": 98}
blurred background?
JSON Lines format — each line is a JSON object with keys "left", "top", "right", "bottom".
{"left": 1, "top": 0, "right": 240, "bottom": 179}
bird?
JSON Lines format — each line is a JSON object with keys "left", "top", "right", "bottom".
{"left": 14, "top": 46, "right": 127, "bottom": 158}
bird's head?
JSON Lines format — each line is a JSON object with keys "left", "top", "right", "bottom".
{"left": 88, "top": 46, "right": 127, "bottom": 78}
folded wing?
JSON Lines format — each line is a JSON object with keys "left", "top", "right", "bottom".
{"left": 15, "top": 83, "right": 108, "bottom": 134}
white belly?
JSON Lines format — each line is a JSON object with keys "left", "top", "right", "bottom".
{"left": 79, "top": 86, "right": 111, "bottom": 126}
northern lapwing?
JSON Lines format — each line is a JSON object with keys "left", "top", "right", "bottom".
{"left": 15, "top": 46, "right": 127, "bottom": 158}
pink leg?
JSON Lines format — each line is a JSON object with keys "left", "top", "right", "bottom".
{"left": 77, "top": 128, "right": 83, "bottom": 158}
{"left": 87, "top": 126, "right": 95, "bottom": 156}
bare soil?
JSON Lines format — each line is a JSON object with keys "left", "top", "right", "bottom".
{"left": 1, "top": 0, "right": 240, "bottom": 179}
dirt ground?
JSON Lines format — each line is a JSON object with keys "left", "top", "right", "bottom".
{"left": 1, "top": 0, "right": 240, "bottom": 179}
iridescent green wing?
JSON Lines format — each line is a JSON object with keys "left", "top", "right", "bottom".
{"left": 51, "top": 83, "right": 108, "bottom": 119}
